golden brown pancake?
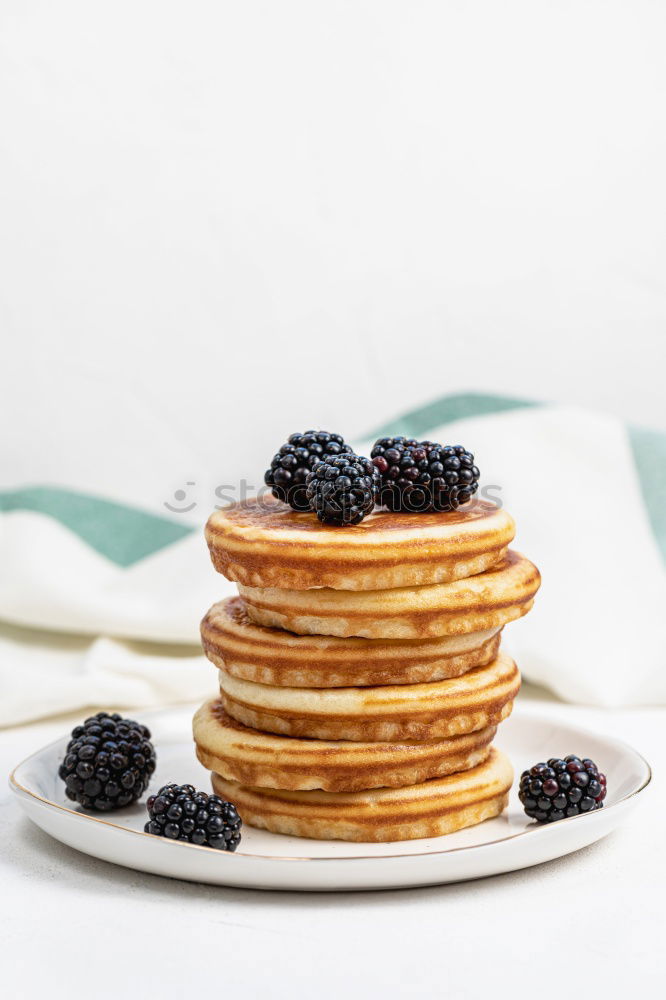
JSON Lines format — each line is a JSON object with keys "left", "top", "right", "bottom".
{"left": 194, "top": 699, "right": 496, "bottom": 792}
{"left": 205, "top": 495, "right": 514, "bottom": 591}
{"left": 238, "top": 550, "right": 540, "bottom": 639}
{"left": 211, "top": 747, "right": 513, "bottom": 842}
{"left": 218, "top": 650, "right": 520, "bottom": 741}
{"left": 201, "top": 596, "right": 503, "bottom": 687}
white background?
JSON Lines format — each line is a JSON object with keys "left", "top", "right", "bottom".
{"left": 1, "top": 1, "right": 666, "bottom": 513}
{"left": 1, "top": 5, "right": 666, "bottom": 997}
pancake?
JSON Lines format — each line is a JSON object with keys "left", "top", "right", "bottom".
{"left": 210, "top": 747, "right": 513, "bottom": 842}
{"left": 194, "top": 699, "right": 496, "bottom": 792}
{"left": 201, "top": 597, "right": 503, "bottom": 687}
{"left": 205, "top": 495, "right": 514, "bottom": 591}
{"left": 218, "top": 650, "right": 520, "bottom": 741}
{"left": 238, "top": 550, "right": 540, "bottom": 639}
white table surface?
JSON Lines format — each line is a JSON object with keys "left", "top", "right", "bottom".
{"left": 1, "top": 683, "right": 663, "bottom": 1000}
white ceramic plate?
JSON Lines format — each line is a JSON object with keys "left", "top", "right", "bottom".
{"left": 9, "top": 706, "right": 650, "bottom": 891}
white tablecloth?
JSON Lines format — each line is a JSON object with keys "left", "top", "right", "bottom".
{"left": 2, "top": 683, "right": 662, "bottom": 999}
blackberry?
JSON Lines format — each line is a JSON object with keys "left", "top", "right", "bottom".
{"left": 519, "top": 755, "right": 607, "bottom": 823}
{"left": 264, "top": 431, "right": 354, "bottom": 511}
{"left": 144, "top": 783, "right": 242, "bottom": 851}
{"left": 371, "top": 437, "right": 480, "bottom": 513}
{"left": 305, "top": 454, "right": 380, "bottom": 526}
{"left": 58, "top": 712, "right": 156, "bottom": 811}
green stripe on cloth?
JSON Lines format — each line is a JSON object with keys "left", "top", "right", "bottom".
{"left": 366, "top": 391, "right": 538, "bottom": 440}
{"left": 0, "top": 487, "right": 195, "bottom": 567}
{"left": 629, "top": 428, "right": 666, "bottom": 564}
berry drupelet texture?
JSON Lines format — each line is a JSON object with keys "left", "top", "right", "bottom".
{"left": 264, "top": 431, "right": 354, "bottom": 511}
{"left": 58, "top": 712, "right": 156, "bottom": 811}
{"left": 519, "top": 755, "right": 607, "bottom": 823}
{"left": 306, "top": 454, "right": 380, "bottom": 526}
{"left": 145, "top": 784, "right": 242, "bottom": 851}
{"left": 371, "top": 437, "right": 480, "bottom": 513}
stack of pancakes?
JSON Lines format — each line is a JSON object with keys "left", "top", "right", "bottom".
{"left": 194, "top": 496, "right": 540, "bottom": 842}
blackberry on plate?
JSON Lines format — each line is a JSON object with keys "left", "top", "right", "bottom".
{"left": 145, "top": 783, "right": 242, "bottom": 851}
{"left": 305, "top": 454, "right": 380, "bottom": 526}
{"left": 264, "top": 431, "right": 354, "bottom": 511}
{"left": 519, "top": 755, "right": 607, "bottom": 823}
{"left": 371, "top": 437, "right": 480, "bottom": 513}
{"left": 58, "top": 712, "right": 156, "bottom": 811}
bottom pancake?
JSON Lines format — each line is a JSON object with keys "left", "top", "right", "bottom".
{"left": 194, "top": 699, "right": 496, "bottom": 792}
{"left": 211, "top": 747, "right": 513, "bottom": 842}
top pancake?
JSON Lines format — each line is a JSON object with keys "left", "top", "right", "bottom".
{"left": 205, "top": 495, "right": 515, "bottom": 590}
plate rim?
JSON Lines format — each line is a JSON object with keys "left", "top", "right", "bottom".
{"left": 8, "top": 707, "right": 652, "bottom": 865}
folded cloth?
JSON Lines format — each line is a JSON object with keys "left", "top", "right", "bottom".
{"left": 0, "top": 622, "right": 218, "bottom": 728}
{"left": 0, "top": 491, "right": 234, "bottom": 726}
{"left": 357, "top": 394, "right": 666, "bottom": 707}
{"left": 1, "top": 393, "right": 664, "bottom": 724}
